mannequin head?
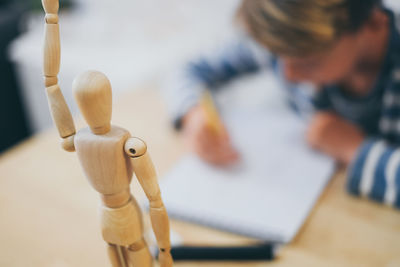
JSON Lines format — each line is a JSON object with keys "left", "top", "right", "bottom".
{"left": 73, "top": 70, "right": 112, "bottom": 134}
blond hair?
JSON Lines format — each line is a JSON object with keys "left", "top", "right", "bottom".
{"left": 238, "top": 0, "right": 381, "bottom": 56}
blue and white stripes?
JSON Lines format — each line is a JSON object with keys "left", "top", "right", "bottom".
{"left": 359, "top": 141, "right": 386, "bottom": 198}
{"left": 381, "top": 90, "right": 400, "bottom": 121}
{"left": 348, "top": 140, "right": 400, "bottom": 208}
{"left": 385, "top": 149, "right": 400, "bottom": 205}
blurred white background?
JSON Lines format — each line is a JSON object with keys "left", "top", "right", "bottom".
{"left": 9, "top": 0, "right": 240, "bottom": 133}
{"left": 8, "top": 0, "right": 400, "bottom": 133}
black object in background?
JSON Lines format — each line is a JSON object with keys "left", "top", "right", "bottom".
{"left": 167, "top": 243, "right": 275, "bottom": 261}
{"left": 0, "top": 0, "right": 75, "bottom": 153}
{"left": 24, "top": 0, "right": 74, "bottom": 11}
{"left": 0, "top": 2, "right": 31, "bottom": 153}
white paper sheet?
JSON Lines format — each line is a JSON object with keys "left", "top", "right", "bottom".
{"left": 161, "top": 74, "right": 335, "bottom": 243}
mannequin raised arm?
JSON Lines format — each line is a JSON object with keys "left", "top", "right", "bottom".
{"left": 42, "top": 0, "right": 76, "bottom": 152}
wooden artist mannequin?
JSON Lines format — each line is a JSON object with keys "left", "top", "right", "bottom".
{"left": 42, "top": 1, "right": 173, "bottom": 266}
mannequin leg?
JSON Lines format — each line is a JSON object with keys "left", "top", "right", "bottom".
{"left": 126, "top": 238, "right": 152, "bottom": 267}
{"left": 107, "top": 243, "right": 124, "bottom": 267}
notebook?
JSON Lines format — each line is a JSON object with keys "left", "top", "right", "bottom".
{"left": 160, "top": 73, "right": 335, "bottom": 243}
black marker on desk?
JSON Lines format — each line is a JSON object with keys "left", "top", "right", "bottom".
{"left": 166, "top": 243, "right": 276, "bottom": 261}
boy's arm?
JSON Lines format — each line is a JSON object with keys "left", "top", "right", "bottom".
{"left": 163, "top": 37, "right": 272, "bottom": 130}
{"left": 307, "top": 112, "right": 400, "bottom": 208}
{"left": 307, "top": 112, "right": 364, "bottom": 165}
{"left": 347, "top": 139, "right": 400, "bottom": 208}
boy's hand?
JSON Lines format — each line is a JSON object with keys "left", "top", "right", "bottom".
{"left": 182, "top": 105, "right": 239, "bottom": 165}
{"left": 307, "top": 112, "right": 364, "bottom": 165}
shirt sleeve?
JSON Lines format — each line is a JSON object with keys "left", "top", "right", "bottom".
{"left": 348, "top": 63, "right": 400, "bottom": 208}
{"left": 162, "top": 37, "right": 272, "bottom": 129}
{"left": 347, "top": 139, "right": 400, "bottom": 209}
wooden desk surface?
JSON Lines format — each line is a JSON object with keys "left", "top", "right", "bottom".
{"left": 1, "top": 88, "right": 399, "bottom": 267}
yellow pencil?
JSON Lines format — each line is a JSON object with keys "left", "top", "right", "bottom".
{"left": 200, "top": 90, "right": 224, "bottom": 136}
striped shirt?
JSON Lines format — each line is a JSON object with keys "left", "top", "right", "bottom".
{"left": 165, "top": 9, "right": 400, "bottom": 209}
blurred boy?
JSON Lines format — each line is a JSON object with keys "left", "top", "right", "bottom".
{"left": 166, "top": 0, "right": 400, "bottom": 208}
